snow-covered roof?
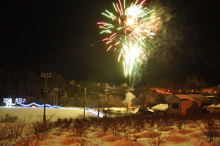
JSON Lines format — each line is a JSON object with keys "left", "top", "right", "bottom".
{"left": 203, "top": 104, "right": 220, "bottom": 113}
{"left": 151, "top": 104, "right": 168, "bottom": 111}
{"left": 147, "top": 109, "right": 154, "bottom": 112}
{"left": 166, "top": 94, "right": 210, "bottom": 102}
{"left": 176, "top": 94, "right": 194, "bottom": 100}
{"left": 165, "top": 94, "right": 173, "bottom": 101}
{"left": 203, "top": 104, "right": 220, "bottom": 108}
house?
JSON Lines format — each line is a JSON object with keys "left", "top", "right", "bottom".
{"left": 165, "top": 93, "right": 211, "bottom": 115}
{"left": 206, "top": 96, "right": 219, "bottom": 105}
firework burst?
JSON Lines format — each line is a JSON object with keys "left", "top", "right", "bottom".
{"left": 97, "top": 0, "right": 160, "bottom": 84}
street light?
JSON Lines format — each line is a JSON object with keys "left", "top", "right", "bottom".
{"left": 41, "top": 72, "right": 51, "bottom": 122}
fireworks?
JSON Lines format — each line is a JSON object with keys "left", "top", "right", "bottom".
{"left": 97, "top": 0, "right": 160, "bottom": 82}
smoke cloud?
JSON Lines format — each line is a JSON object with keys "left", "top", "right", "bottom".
{"left": 123, "top": 92, "right": 136, "bottom": 106}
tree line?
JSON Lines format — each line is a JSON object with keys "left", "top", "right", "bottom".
{"left": 0, "top": 69, "right": 128, "bottom": 107}
{"left": 0, "top": 68, "right": 216, "bottom": 108}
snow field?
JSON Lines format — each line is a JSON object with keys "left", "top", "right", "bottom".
{"left": 0, "top": 106, "right": 220, "bottom": 146}
{"left": 0, "top": 106, "right": 96, "bottom": 122}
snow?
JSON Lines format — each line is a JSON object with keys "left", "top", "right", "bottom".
{"left": 1, "top": 106, "right": 220, "bottom": 146}
{"left": 204, "top": 104, "right": 220, "bottom": 107}
{"left": 151, "top": 104, "right": 168, "bottom": 111}
{"left": 203, "top": 104, "right": 220, "bottom": 113}
{"left": 0, "top": 106, "right": 96, "bottom": 122}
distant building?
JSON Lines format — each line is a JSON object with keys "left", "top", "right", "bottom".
{"left": 203, "top": 104, "right": 220, "bottom": 113}
{"left": 149, "top": 87, "right": 177, "bottom": 95}
{"left": 206, "top": 96, "right": 219, "bottom": 105}
{"left": 165, "top": 93, "right": 211, "bottom": 115}
{"left": 202, "top": 87, "right": 218, "bottom": 94}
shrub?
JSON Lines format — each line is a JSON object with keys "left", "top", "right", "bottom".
{"left": 200, "top": 115, "right": 220, "bottom": 143}
{"left": 0, "top": 113, "right": 18, "bottom": 123}
{"left": 148, "top": 136, "right": 164, "bottom": 146}
{"left": 32, "top": 121, "right": 53, "bottom": 140}
{"left": 109, "top": 118, "right": 120, "bottom": 136}
{"left": 72, "top": 118, "right": 88, "bottom": 137}
{"left": 54, "top": 118, "right": 62, "bottom": 127}
{"left": 61, "top": 118, "right": 72, "bottom": 129}
{"left": 0, "top": 122, "right": 26, "bottom": 146}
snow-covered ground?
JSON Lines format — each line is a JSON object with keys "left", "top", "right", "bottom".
{"left": 0, "top": 106, "right": 139, "bottom": 122}
{"left": 0, "top": 106, "right": 96, "bottom": 122}
{"left": 1, "top": 106, "right": 220, "bottom": 146}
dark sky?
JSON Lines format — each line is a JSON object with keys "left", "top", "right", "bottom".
{"left": 0, "top": 0, "right": 220, "bottom": 85}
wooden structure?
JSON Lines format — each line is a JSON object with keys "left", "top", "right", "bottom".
{"left": 165, "top": 93, "right": 211, "bottom": 115}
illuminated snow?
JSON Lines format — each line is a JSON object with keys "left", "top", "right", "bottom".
{"left": 0, "top": 106, "right": 97, "bottom": 122}
{"left": 0, "top": 106, "right": 220, "bottom": 146}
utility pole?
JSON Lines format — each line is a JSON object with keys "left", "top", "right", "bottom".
{"left": 97, "top": 83, "right": 100, "bottom": 117}
{"left": 41, "top": 72, "right": 51, "bottom": 122}
{"left": 84, "top": 88, "right": 86, "bottom": 119}
{"left": 53, "top": 88, "right": 59, "bottom": 106}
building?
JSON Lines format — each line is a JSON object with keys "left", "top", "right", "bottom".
{"left": 165, "top": 93, "right": 211, "bottom": 115}
{"left": 203, "top": 104, "right": 220, "bottom": 113}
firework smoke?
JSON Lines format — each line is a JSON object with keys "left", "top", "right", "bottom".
{"left": 123, "top": 92, "right": 136, "bottom": 108}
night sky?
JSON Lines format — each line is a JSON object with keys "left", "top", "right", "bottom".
{"left": 0, "top": 0, "right": 220, "bottom": 86}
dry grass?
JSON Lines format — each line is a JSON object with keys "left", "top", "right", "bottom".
{"left": 139, "top": 132, "right": 161, "bottom": 138}
{"left": 3, "top": 112, "right": 220, "bottom": 145}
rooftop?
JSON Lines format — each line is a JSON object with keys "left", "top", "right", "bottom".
{"left": 166, "top": 93, "right": 211, "bottom": 101}
{"left": 151, "top": 104, "right": 168, "bottom": 111}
